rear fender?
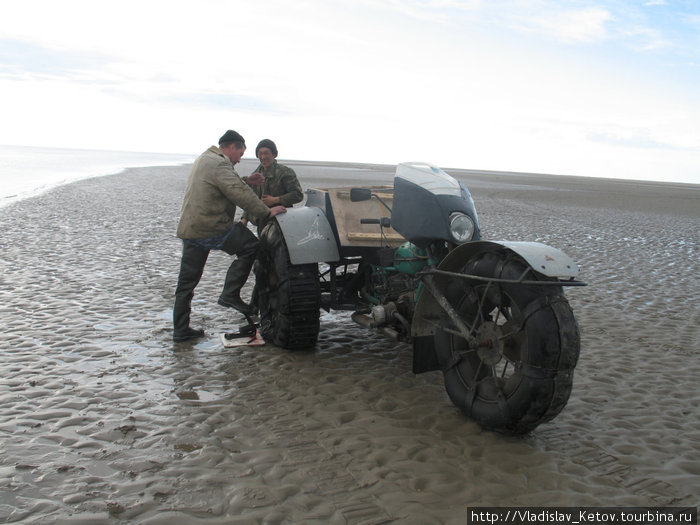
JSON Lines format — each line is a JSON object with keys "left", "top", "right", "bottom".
{"left": 412, "top": 240, "right": 579, "bottom": 338}
{"left": 275, "top": 207, "right": 340, "bottom": 264}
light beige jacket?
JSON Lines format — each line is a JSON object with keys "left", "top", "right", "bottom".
{"left": 176, "top": 146, "right": 270, "bottom": 239}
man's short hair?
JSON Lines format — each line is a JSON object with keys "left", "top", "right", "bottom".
{"left": 218, "top": 129, "right": 246, "bottom": 148}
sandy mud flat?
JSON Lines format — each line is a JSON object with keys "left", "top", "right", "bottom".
{"left": 0, "top": 160, "right": 697, "bottom": 524}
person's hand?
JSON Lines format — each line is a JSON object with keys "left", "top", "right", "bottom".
{"left": 262, "top": 194, "right": 281, "bottom": 207}
{"left": 240, "top": 217, "right": 248, "bottom": 226}
{"left": 268, "top": 205, "right": 287, "bottom": 218}
{"left": 247, "top": 171, "right": 265, "bottom": 186}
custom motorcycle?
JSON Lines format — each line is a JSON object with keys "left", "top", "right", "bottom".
{"left": 255, "top": 162, "right": 585, "bottom": 434}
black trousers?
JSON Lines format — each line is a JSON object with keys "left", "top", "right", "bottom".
{"left": 173, "top": 223, "right": 260, "bottom": 332}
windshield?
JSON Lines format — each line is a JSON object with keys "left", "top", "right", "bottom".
{"left": 392, "top": 162, "right": 480, "bottom": 247}
{"left": 395, "top": 162, "right": 462, "bottom": 197}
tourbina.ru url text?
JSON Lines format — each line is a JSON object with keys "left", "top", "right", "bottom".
{"left": 467, "top": 507, "right": 696, "bottom": 525}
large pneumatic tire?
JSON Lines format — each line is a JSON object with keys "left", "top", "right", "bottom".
{"left": 434, "top": 250, "right": 580, "bottom": 434}
{"left": 258, "top": 221, "right": 321, "bottom": 350}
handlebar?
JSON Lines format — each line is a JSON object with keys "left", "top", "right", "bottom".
{"left": 360, "top": 217, "right": 392, "bottom": 227}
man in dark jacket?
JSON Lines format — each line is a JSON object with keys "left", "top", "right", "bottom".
{"left": 240, "top": 139, "right": 304, "bottom": 313}
{"left": 241, "top": 139, "right": 303, "bottom": 226}
{"left": 173, "top": 130, "right": 286, "bottom": 342}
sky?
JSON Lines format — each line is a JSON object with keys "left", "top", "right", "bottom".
{"left": 1, "top": 0, "right": 699, "bottom": 184}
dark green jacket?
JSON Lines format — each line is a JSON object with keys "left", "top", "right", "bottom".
{"left": 242, "top": 161, "right": 303, "bottom": 222}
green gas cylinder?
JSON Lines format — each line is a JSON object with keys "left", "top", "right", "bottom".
{"left": 393, "top": 242, "right": 428, "bottom": 274}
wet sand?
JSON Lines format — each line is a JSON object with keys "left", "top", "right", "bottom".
{"left": 0, "top": 160, "right": 698, "bottom": 524}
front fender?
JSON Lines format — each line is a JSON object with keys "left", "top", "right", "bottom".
{"left": 412, "top": 240, "right": 579, "bottom": 338}
{"left": 275, "top": 207, "right": 340, "bottom": 264}
{"left": 441, "top": 240, "right": 579, "bottom": 278}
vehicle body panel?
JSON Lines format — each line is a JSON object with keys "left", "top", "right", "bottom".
{"left": 275, "top": 207, "right": 339, "bottom": 265}
{"left": 411, "top": 239, "right": 579, "bottom": 338}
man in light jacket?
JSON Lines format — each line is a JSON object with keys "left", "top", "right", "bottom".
{"left": 173, "top": 130, "right": 286, "bottom": 343}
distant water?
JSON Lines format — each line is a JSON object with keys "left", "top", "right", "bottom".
{"left": 0, "top": 145, "right": 196, "bottom": 208}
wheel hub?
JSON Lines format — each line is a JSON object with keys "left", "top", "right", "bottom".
{"left": 475, "top": 322, "right": 503, "bottom": 366}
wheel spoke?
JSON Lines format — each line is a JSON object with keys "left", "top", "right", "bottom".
{"left": 500, "top": 361, "right": 509, "bottom": 379}
{"left": 475, "top": 282, "right": 492, "bottom": 320}
{"left": 473, "top": 359, "right": 484, "bottom": 383}
{"left": 435, "top": 252, "right": 580, "bottom": 434}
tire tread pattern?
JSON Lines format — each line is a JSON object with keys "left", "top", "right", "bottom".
{"left": 259, "top": 222, "right": 321, "bottom": 350}
{"left": 434, "top": 250, "right": 581, "bottom": 434}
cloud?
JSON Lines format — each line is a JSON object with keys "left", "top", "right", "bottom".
{"left": 376, "top": 0, "right": 483, "bottom": 23}
{"left": 587, "top": 130, "right": 690, "bottom": 151}
{"left": 515, "top": 7, "right": 613, "bottom": 43}
{"left": 0, "top": 39, "right": 109, "bottom": 78}
{"left": 620, "top": 25, "right": 672, "bottom": 51}
{"left": 166, "top": 93, "right": 278, "bottom": 113}
{"left": 0, "top": 0, "right": 698, "bottom": 183}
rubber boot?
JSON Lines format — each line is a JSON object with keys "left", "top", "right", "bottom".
{"left": 218, "top": 224, "right": 260, "bottom": 316}
{"left": 218, "top": 252, "right": 257, "bottom": 315}
{"left": 173, "top": 242, "right": 208, "bottom": 341}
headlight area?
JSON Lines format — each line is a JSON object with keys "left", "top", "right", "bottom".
{"left": 449, "top": 212, "right": 475, "bottom": 243}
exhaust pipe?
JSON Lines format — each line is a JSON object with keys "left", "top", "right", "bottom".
{"left": 351, "top": 312, "right": 401, "bottom": 340}
{"left": 351, "top": 312, "right": 373, "bottom": 328}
